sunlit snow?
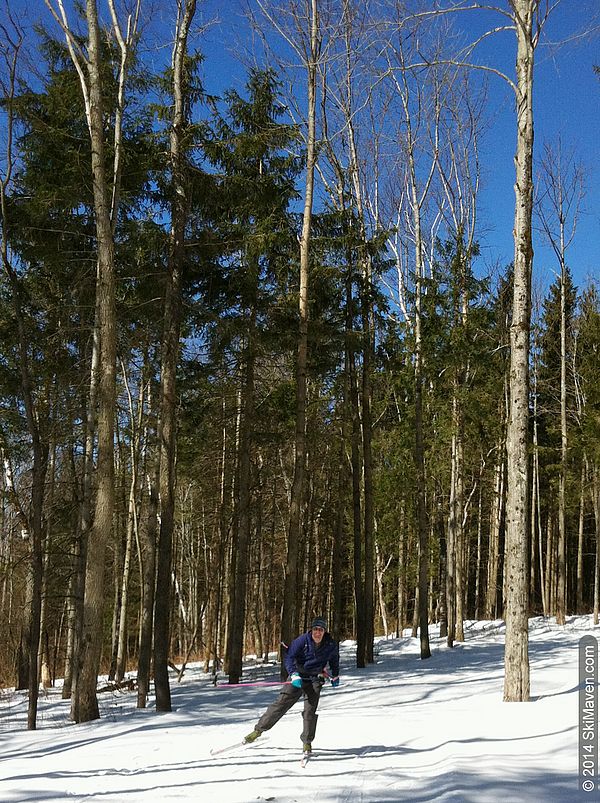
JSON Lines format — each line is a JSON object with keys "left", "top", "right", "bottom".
{"left": 1, "top": 616, "right": 597, "bottom": 802}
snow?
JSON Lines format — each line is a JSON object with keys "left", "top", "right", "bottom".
{"left": 1, "top": 616, "right": 598, "bottom": 802}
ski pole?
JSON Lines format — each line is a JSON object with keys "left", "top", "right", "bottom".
{"left": 216, "top": 680, "right": 291, "bottom": 688}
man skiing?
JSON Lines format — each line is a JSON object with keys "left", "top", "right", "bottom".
{"left": 244, "top": 617, "right": 340, "bottom": 755}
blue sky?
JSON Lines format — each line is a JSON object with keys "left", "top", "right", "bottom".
{"left": 196, "top": 1, "right": 599, "bottom": 294}
{"left": 466, "top": 2, "right": 600, "bottom": 293}
{"left": 5, "top": 1, "right": 599, "bottom": 295}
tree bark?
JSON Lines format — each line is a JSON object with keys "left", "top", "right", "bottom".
{"left": 503, "top": 0, "right": 537, "bottom": 703}
{"left": 331, "top": 432, "right": 346, "bottom": 641}
{"left": 281, "top": 0, "right": 319, "bottom": 665}
{"left": 394, "top": 39, "right": 431, "bottom": 661}
{"left": 556, "top": 260, "right": 567, "bottom": 624}
{"left": 485, "top": 444, "right": 505, "bottom": 619}
{"left": 592, "top": 466, "right": 600, "bottom": 626}
{"left": 153, "top": 0, "right": 196, "bottom": 713}
{"left": 576, "top": 463, "right": 586, "bottom": 613}
{"left": 137, "top": 451, "right": 159, "bottom": 708}
{"left": 64, "top": 291, "right": 100, "bottom": 701}
{"left": 347, "top": 288, "right": 365, "bottom": 667}
{"left": 396, "top": 503, "right": 407, "bottom": 638}
{"left": 71, "top": 0, "right": 117, "bottom": 724}
{"left": 226, "top": 309, "right": 256, "bottom": 683}
{"left": 0, "top": 24, "right": 49, "bottom": 729}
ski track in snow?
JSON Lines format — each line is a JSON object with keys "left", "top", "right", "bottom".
{"left": 0, "top": 615, "right": 598, "bottom": 802}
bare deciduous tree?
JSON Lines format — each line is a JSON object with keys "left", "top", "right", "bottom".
{"left": 316, "top": 0, "right": 378, "bottom": 666}
{"left": 535, "top": 137, "right": 585, "bottom": 625}
{"left": 254, "top": 0, "right": 322, "bottom": 666}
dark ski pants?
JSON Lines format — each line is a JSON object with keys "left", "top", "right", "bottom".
{"left": 255, "top": 678, "right": 322, "bottom": 743}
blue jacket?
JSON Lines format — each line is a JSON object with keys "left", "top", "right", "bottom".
{"left": 284, "top": 631, "right": 339, "bottom": 679}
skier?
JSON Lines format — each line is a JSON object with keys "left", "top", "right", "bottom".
{"left": 243, "top": 617, "right": 340, "bottom": 755}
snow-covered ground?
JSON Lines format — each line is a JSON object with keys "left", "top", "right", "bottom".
{"left": 1, "top": 616, "right": 598, "bottom": 802}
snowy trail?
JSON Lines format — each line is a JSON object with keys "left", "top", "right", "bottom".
{"left": 0, "top": 616, "right": 597, "bottom": 802}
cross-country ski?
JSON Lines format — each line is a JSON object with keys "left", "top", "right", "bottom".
{"left": 209, "top": 740, "right": 249, "bottom": 757}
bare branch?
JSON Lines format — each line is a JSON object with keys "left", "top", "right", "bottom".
{"left": 44, "top": 0, "right": 92, "bottom": 126}
{"left": 107, "top": 0, "right": 142, "bottom": 229}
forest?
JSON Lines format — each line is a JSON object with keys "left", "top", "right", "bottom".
{"left": 0, "top": 0, "right": 599, "bottom": 729}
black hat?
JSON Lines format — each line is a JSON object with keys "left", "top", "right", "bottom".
{"left": 311, "top": 617, "right": 327, "bottom": 630}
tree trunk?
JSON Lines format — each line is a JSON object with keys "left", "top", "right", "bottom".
{"left": 71, "top": 0, "right": 117, "bottom": 724}
{"left": 455, "top": 429, "right": 465, "bottom": 643}
{"left": 331, "top": 432, "right": 346, "bottom": 641}
{"left": 502, "top": 0, "right": 537, "bottom": 703}
{"left": 2, "top": 242, "right": 48, "bottom": 730}
{"left": 343, "top": 18, "right": 375, "bottom": 661}
{"left": 361, "top": 271, "right": 375, "bottom": 663}
{"left": 64, "top": 292, "right": 101, "bottom": 701}
{"left": 556, "top": 260, "right": 568, "bottom": 624}
{"left": 592, "top": 466, "right": 600, "bottom": 626}
{"left": 27, "top": 451, "right": 46, "bottom": 728}
{"left": 115, "top": 366, "right": 144, "bottom": 683}
{"left": 576, "top": 463, "right": 586, "bottom": 613}
{"left": 375, "top": 537, "right": 390, "bottom": 638}
{"left": 108, "top": 523, "right": 123, "bottom": 682}
{"left": 447, "top": 412, "right": 459, "bottom": 647}
{"left": 281, "top": 0, "right": 319, "bottom": 666}
{"left": 137, "top": 453, "right": 159, "bottom": 708}
{"left": 486, "top": 445, "right": 505, "bottom": 619}
{"left": 348, "top": 304, "right": 365, "bottom": 667}
{"left": 475, "top": 480, "right": 483, "bottom": 619}
{"left": 226, "top": 309, "right": 256, "bottom": 683}
{"left": 0, "top": 43, "right": 49, "bottom": 727}
{"left": 531, "top": 362, "right": 543, "bottom": 612}
{"left": 397, "top": 502, "right": 407, "bottom": 637}
{"left": 116, "top": 483, "right": 136, "bottom": 682}
{"left": 405, "top": 78, "right": 431, "bottom": 661}
{"left": 153, "top": 0, "right": 196, "bottom": 712}
{"left": 448, "top": 236, "right": 470, "bottom": 643}
{"left": 545, "top": 513, "right": 555, "bottom": 616}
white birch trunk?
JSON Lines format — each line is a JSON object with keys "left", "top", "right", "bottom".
{"left": 503, "top": 0, "right": 537, "bottom": 703}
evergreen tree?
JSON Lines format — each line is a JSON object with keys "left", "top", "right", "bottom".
{"left": 198, "top": 68, "right": 301, "bottom": 682}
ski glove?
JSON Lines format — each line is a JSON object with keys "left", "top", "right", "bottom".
{"left": 330, "top": 676, "right": 340, "bottom": 688}
{"left": 290, "top": 672, "right": 303, "bottom": 688}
